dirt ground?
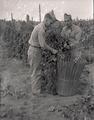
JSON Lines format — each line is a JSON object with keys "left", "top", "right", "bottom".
{"left": 0, "top": 58, "right": 81, "bottom": 120}
{"left": 0, "top": 36, "right": 94, "bottom": 120}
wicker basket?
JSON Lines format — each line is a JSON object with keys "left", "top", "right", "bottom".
{"left": 57, "top": 51, "right": 85, "bottom": 96}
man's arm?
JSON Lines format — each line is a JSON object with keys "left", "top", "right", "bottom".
{"left": 28, "top": 27, "right": 36, "bottom": 45}
{"left": 38, "top": 29, "right": 58, "bottom": 54}
{"left": 61, "top": 27, "right": 67, "bottom": 38}
{"left": 75, "top": 27, "right": 82, "bottom": 42}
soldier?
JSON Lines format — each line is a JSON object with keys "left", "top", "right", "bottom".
{"left": 28, "top": 13, "right": 58, "bottom": 96}
{"left": 61, "top": 13, "right": 82, "bottom": 61}
{"left": 57, "top": 14, "right": 83, "bottom": 96}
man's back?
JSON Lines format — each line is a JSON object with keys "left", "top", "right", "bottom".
{"left": 29, "top": 23, "right": 45, "bottom": 47}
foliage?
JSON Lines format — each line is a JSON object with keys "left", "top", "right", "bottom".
{"left": 3, "top": 21, "right": 34, "bottom": 63}
{"left": 2, "top": 19, "right": 94, "bottom": 94}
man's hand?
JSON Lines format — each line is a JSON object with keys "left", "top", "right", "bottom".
{"left": 52, "top": 49, "right": 58, "bottom": 55}
{"left": 64, "top": 42, "right": 70, "bottom": 50}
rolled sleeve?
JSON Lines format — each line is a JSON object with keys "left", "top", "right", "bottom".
{"left": 28, "top": 34, "right": 32, "bottom": 45}
{"left": 28, "top": 27, "right": 36, "bottom": 45}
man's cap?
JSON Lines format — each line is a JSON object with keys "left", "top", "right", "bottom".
{"left": 44, "top": 13, "right": 53, "bottom": 20}
{"left": 64, "top": 13, "right": 72, "bottom": 20}
{"left": 49, "top": 10, "right": 57, "bottom": 22}
{"left": 44, "top": 10, "right": 57, "bottom": 22}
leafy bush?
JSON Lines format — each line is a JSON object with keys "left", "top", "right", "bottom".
{"left": 2, "top": 19, "right": 94, "bottom": 94}
{"left": 3, "top": 21, "right": 34, "bottom": 63}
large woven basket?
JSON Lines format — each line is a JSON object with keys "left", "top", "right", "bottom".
{"left": 57, "top": 51, "right": 85, "bottom": 96}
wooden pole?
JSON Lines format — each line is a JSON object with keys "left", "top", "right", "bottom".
{"left": 39, "top": 4, "right": 41, "bottom": 22}
{"left": 11, "top": 13, "right": 13, "bottom": 21}
{"left": 31, "top": 17, "right": 33, "bottom": 22}
{"left": 93, "top": 0, "right": 94, "bottom": 20}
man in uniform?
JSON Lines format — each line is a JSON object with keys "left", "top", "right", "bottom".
{"left": 61, "top": 13, "right": 82, "bottom": 61}
{"left": 28, "top": 13, "right": 58, "bottom": 96}
{"left": 57, "top": 13, "right": 83, "bottom": 96}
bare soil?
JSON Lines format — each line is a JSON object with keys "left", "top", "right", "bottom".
{"left": 0, "top": 36, "right": 94, "bottom": 120}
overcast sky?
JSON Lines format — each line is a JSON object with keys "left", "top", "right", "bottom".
{"left": 0, "top": 0, "right": 93, "bottom": 21}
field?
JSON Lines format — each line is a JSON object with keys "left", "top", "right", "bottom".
{"left": 0, "top": 19, "right": 94, "bottom": 120}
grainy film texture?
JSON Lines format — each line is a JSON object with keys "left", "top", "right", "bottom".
{"left": 0, "top": 0, "right": 94, "bottom": 120}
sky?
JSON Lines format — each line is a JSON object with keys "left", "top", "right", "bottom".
{"left": 0, "top": 0, "right": 93, "bottom": 21}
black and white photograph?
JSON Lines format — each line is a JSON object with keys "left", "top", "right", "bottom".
{"left": 0, "top": 0, "right": 94, "bottom": 119}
